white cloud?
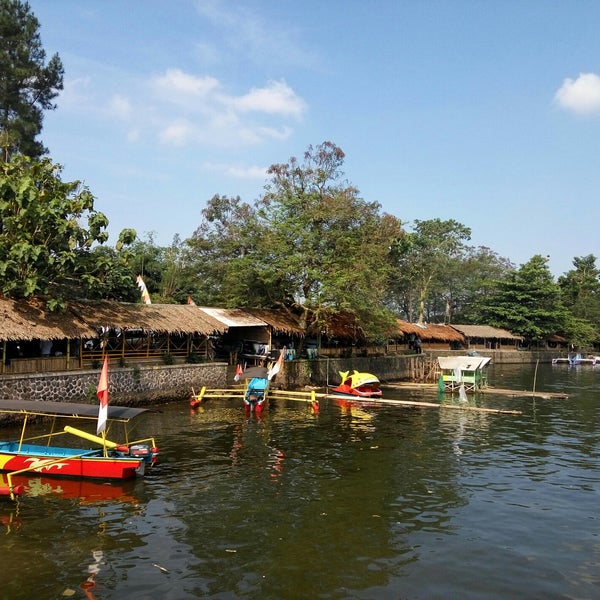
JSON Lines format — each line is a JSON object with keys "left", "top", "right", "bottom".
{"left": 152, "top": 69, "right": 221, "bottom": 98}
{"left": 61, "top": 66, "right": 307, "bottom": 149}
{"left": 233, "top": 80, "right": 307, "bottom": 118}
{"left": 193, "top": 0, "right": 319, "bottom": 70}
{"left": 146, "top": 69, "right": 306, "bottom": 147}
{"left": 58, "top": 76, "right": 93, "bottom": 108}
{"left": 203, "top": 161, "right": 267, "bottom": 179}
{"left": 159, "top": 120, "right": 195, "bottom": 145}
{"left": 555, "top": 73, "right": 600, "bottom": 115}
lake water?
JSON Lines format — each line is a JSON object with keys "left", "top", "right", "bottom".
{"left": 0, "top": 362, "right": 599, "bottom": 599}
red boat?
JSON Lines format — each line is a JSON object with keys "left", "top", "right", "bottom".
{"left": 0, "top": 399, "right": 159, "bottom": 499}
{"left": 330, "top": 370, "right": 383, "bottom": 398}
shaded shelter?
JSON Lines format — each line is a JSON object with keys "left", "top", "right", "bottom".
{"left": 450, "top": 324, "right": 523, "bottom": 350}
{"left": 393, "top": 321, "right": 466, "bottom": 351}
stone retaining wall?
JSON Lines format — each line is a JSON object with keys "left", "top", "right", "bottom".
{"left": 0, "top": 362, "right": 228, "bottom": 407}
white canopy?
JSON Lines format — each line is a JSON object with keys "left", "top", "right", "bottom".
{"left": 437, "top": 356, "right": 492, "bottom": 371}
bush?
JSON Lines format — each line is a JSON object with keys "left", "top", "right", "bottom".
{"left": 162, "top": 352, "right": 175, "bottom": 365}
{"left": 186, "top": 352, "right": 204, "bottom": 364}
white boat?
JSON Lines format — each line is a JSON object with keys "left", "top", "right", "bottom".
{"left": 552, "top": 353, "right": 597, "bottom": 366}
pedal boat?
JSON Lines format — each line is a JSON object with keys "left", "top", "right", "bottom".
{"left": 330, "top": 371, "right": 383, "bottom": 398}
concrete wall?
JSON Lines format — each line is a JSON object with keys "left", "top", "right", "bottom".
{"left": 275, "top": 350, "right": 558, "bottom": 388}
{"left": 277, "top": 354, "right": 421, "bottom": 388}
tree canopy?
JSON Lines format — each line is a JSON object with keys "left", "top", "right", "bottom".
{"left": 0, "top": 0, "right": 63, "bottom": 160}
{"left": 474, "top": 255, "right": 570, "bottom": 341}
{"left": 0, "top": 155, "right": 135, "bottom": 308}
{"left": 185, "top": 143, "right": 403, "bottom": 340}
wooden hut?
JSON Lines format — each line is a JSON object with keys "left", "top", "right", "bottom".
{"left": 245, "top": 308, "right": 306, "bottom": 357}
{"left": 450, "top": 324, "right": 523, "bottom": 350}
{"left": 71, "top": 301, "right": 225, "bottom": 366}
{"left": 390, "top": 321, "right": 466, "bottom": 353}
{"left": 0, "top": 298, "right": 224, "bottom": 374}
{"left": 0, "top": 297, "right": 97, "bottom": 373}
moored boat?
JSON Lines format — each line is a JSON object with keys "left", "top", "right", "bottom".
{"left": 0, "top": 399, "right": 159, "bottom": 500}
{"left": 189, "top": 348, "right": 319, "bottom": 414}
{"left": 330, "top": 370, "right": 382, "bottom": 398}
{"left": 552, "top": 352, "right": 597, "bottom": 366}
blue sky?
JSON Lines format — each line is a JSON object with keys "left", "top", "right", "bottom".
{"left": 26, "top": 0, "right": 600, "bottom": 276}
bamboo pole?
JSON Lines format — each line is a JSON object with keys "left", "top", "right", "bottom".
{"left": 325, "top": 394, "right": 521, "bottom": 415}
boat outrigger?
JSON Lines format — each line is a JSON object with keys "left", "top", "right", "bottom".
{"left": 0, "top": 400, "right": 159, "bottom": 500}
{"left": 190, "top": 351, "right": 320, "bottom": 415}
{"left": 330, "top": 371, "right": 382, "bottom": 398}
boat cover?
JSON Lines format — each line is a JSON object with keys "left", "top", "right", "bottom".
{"left": 0, "top": 400, "right": 150, "bottom": 422}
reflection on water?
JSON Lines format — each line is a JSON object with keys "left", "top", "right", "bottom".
{"left": 1, "top": 364, "right": 599, "bottom": 598}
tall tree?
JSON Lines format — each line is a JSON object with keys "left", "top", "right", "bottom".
{"left": 186, "top": 194, "right": 270, "bottom": 307}
{"left": 0, "top": 155, "right": 133, "bottom": 308}
{"left": 258, "top": 141, "right": 402, "bottom": 340}
{"left": 388, "top": 218, "right": 471, "bottom": 323}
{"left": 0, "top": 0, "right": 63, "bottom": 160}
{"left": 449, "top": 246, "right": 514, "bottom": 323}
{"left": 475, "top": 254, "right": 569, "bottom": 341}
{"left": 558, "top": 255, "right": 600, "bottom": 324}
{"left": 186, "top": 143, "right": 402, "bottom": 339}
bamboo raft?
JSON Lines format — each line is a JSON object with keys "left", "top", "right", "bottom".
{"left": 383, "top": 382, "right": 568, "bottom": 400}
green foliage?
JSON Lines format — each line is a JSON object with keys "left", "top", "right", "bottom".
{"left": 185, "top": 194, "right": 268, "bottom": 307}
{"left": 161, "top": 352, "right": 174, "bottom": 365}
{"left": 186, "top": 352, "right": 204, "bottom": 364}
{"left": 0, "top": 155, "right": 119, "bottom": 305}
{"left": 184, "top": 142, "right": 403, "bottom": 340}
{"left": 558, "top": 255, "right": 600, "bottom": 324}
{"left": 132, "top": 365, "right": 141, "bottom": 383}
{"left": 0, "top": 0, "right": 64, "bottom": 160}
{"left": 475, "top": 255, "right": 570, "bottom": 341}
{"left": 257, "top": 141, "right": 403, "bottom": 340}
{"left": 388, "top": 218, "right": 472, "bottom": 322}
{"left": 446, "top": 246, "right": 514, "bottom": 324}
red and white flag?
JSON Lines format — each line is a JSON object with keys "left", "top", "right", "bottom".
{"left": 234, "top": 364, "right": 243, "bottom": 381}
{"left": 96, "top": 355, "right": 109, "bottom": 434}
{"left": 268, "top": 347, "right": 286, "bottom": 380}
{"left": 136, "top": 275, "right": 151, "bottom": 304}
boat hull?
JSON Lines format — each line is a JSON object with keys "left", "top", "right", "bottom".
{"left": 330, "top": 387, "right": 383, "bottom": 399}
{"left": 0, "top": 443, "right": 144, "bottom": 480}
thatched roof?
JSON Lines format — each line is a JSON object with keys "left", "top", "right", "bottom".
{"left": 396, "top": 321, "right": 465, "bottom": 343}
{"left": 0, "top": 298, "right": 224, "bottom": 341}
{"left": 0, "top": 298, "right": 97, "bottom": 341}
{"left": 245, "top": 309, "right": 305, "bottom": 335}
{"left": 69, "top": 301, "right": 225, "bottom": 335}
{"left": 451, "top": 324, "right": 523, "bottom": 341}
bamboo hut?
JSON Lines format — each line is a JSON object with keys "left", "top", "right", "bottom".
{"left": 0, "top": 298, "right": 225, "bottom": 373}
{"left": 0, "top": 298, "right": 97, "bottom": 373}
{"left": 450, "top": 324, "right": 523, "bottom": 350}
{"left": 390, "top": 321, "right": 466, "bottom": 352}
